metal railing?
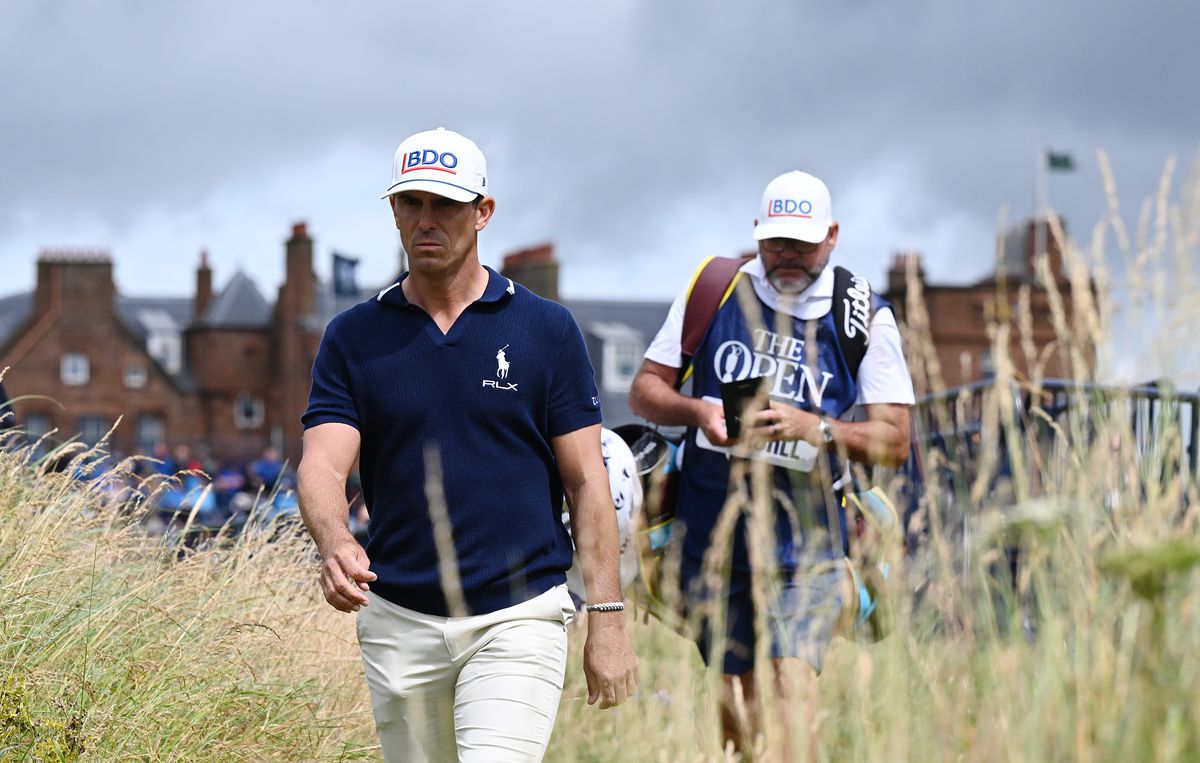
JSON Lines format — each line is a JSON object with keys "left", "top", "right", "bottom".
{"left": 911, "top": 377, "right": 1200, "bottom": 500}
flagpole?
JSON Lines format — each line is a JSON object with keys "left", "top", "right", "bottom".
{"left": 1034, "top": 146, "right": 1048, "bottom": 268}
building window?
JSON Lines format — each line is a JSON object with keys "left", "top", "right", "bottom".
{"left": 980, "top": 350, "right": 995, "bottom": 378}
{"left": 603, "top": 339, "right": 644, "bottom": 394}
{"left": 234, "top": 394, "right": 264, "bottom": 429}
{"left": 124, "top": 365, "right": 148, "bottom": 389}
{"left": 136, "top": 414, "right": 165, "bottom": 451}
{"left": 77, "top": 416, "right": 112, "bottom": 446}
{"left": 61, "top": 353, "right": 90, "bottom": 386}
{"left": 147, "top": 334, "right": 182, "bottom": 375}
{"left": 24, "top": 412, "right": 52, "bottom": 439}
{"left": 138, "top": 309, "right": 183, "bottom": 375}
{"left": 585, "top": 321, "right": 645, "bottom": 395}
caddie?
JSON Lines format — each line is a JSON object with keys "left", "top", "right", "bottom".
{"left": 629, "top": 170, "right": 914, "bottom": 756}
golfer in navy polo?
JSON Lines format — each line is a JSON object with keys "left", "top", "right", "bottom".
{"left": 298, "top": 127, "right": 638, "bottom": 762}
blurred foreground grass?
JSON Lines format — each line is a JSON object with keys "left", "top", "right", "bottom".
{"left": 0, "top": 445, "right": 377, "bottom": 761}
{"left": 3, "top": 434, "right": 1197, "bottom": 762}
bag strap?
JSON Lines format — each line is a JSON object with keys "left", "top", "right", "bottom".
{"left": 829, "top": 267, "right": 924, "bottom": 549}
{"left": 677, "top": 254, "right": 753, "bottom": 389}
{"left": 831, "top": 265, "right": 872, "bottom": 381}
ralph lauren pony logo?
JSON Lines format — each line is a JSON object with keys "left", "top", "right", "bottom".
{"left": 495, "top": 345, "right": 510, "bottom": 378}
{"left": 483, "top": 344, "right": 518, "bottom": 391}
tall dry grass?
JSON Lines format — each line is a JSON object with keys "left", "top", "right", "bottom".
{"left": 0, "top": 438, "right": 376, "bottom": 761}
{"left": 3, "top": 153, "right": 1199, "bottom": 762}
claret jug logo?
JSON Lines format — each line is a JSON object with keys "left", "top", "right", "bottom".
{"left": 699, "top": 327, "right": 834, "bottom": 472}
{"left": 483, "top": 344, "right": 518, "bottom": 391}
{"left": 712, "top": 328, "right": 832, "bottom": 406}
{"left": 402, "top": 149, "right": 459, "bottom": 175}
{"left": 767, "top": 198, "right": 813, "bottom": 219}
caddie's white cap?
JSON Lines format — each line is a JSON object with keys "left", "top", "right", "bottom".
{"left": 382, "top": 127, "right": 488, "bottom": 202}
{"left": 753, "top": 171, "right": 834, "bottom": 244}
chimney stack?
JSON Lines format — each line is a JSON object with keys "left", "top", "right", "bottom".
{"left": 887, "top": 251, "right": 925, "bottom": 296}
{"left": 1023, "top": 217, "right": 1068, "bottom": 285}
{"left": 501, "top": 243, "right": 559, "bottom": 302}
{"left": 285, "top": 221, "right": 316, "bottom": 314}
{"left": 34, "top": 250, "right": 114, "bottom": 318}
{"left": 194, "top": 250, "right": 213, "bottom": 321}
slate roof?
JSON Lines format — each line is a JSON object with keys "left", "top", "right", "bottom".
{"left": 562, "top": 297, "right": 671, "bottom": 427}
{"left": 116, "top": 295, "right": 193, "bottom": 342}
{"left": 563, "top": 298, "right": 671, "bottom": 348}
{"left": 0, "top": 292, "right": 33, "bottom": 351}
{"left": 196, "top": 271, "right": 272, "bottom": 328}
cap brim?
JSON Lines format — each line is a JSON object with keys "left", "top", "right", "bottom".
{"left": 753, "top": 220, "right": 829, "bottom": 244}
{"left": 381, "top": 178, "right": 478, "bottom": 203}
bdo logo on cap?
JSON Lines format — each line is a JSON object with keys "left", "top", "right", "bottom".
{"left": 403, "top": 149, "right": 459, "bottom": 175}
{"left": 768, "top": 199, "right": 813, "bottom": 219}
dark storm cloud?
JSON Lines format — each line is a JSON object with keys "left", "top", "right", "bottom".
{"left": 0, "top": 0, "right": 1195, "bottom": 300}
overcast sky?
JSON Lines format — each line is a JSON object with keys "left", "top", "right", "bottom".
{"left": 2, "top": 1, "right": 1197, "bottom": 378}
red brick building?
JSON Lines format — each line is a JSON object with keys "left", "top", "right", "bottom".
{"left": 0, "top": 215, "right": 1090, "bottom": 469}
{"left": 883, "top": 218, "right": 1096, "bottom": 391}
{"left": 0, "top": 223, "right": 331, "bottom": 467}
{"left": 0, "top": 250, "right": 196, "bottom": 456}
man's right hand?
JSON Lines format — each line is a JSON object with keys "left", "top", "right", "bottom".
{"left": 696, "top": 399, "right": 732, "bottom": 447}
{"left": 630, "top": 359, "right": 732, "bottom": 447}
{"left": 319, "top": 540, "right": 377, "bottom": 613}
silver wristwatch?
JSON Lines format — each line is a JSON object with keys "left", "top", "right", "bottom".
{"left": 817, "top": 417, "right": 834, "bottom": 446}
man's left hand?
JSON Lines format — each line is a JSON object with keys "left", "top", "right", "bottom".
{"left": 748, "top": 401, "right": 820, "bottom": 444}
{"left": 582, "top": 616, "right": 639, "bottom": 709}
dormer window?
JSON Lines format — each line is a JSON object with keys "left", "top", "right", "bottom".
{"left": 605, "top": 339, "right": 643, "bottom": 393}
{"left": 138, "top": 309, "right": 182, "bottom": 375}
{"left": 588, "top": 321, "right": 645, "bottom": 395}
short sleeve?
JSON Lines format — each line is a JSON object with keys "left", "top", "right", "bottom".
{"left": 855, "top": 306, "right": 916, "bottom": 406}
{"left": 643, "top": 286, "right": 688, "bottom": 368}
{"left": 548, "top": 312, "right": 603, "bottom": 437}
{"left": 302, "top": 320, "right": 360, "bottom": 430}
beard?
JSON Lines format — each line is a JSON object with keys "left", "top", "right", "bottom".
{"left": 766, "top": 252, "right": 828, "bottom": 295}
{"left": 767, "top": 270, "right": 818, "bottom": 294}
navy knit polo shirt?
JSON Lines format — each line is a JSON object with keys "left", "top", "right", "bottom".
{"left": 302, "top": 266, "right": 602, "bottom": 616}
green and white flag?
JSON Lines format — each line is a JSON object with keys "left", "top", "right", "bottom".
{"left": 1047, "top": 150, "right": 1075, "bottom": 171}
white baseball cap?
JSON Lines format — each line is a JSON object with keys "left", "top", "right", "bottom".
{"left": 753, "top": 171, "right": 834, "bottom": 244}
{"left": 382, "top": 127, "right": 488, "bottom": 202}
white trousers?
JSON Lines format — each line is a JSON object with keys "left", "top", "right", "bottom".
{"left": 357, "top": 584, "right": 575, "bottom": 763}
